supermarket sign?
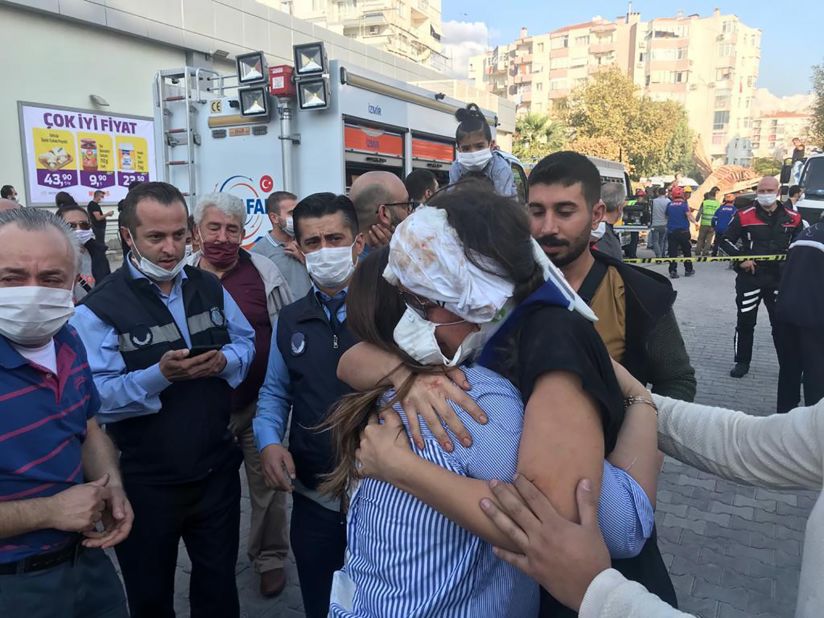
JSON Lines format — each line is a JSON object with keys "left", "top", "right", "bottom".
{"left": 18, "top": 102, "right": 157, "bottom": 207}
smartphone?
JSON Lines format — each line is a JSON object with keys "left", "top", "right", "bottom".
{"left": 187, "top": 344, "right": 222, "bottom": 358}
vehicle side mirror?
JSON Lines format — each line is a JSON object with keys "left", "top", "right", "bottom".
{"left": 779, "top": 158, "right": 793, "bottom": 184}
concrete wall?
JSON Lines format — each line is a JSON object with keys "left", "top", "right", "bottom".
{"left": 1, "top": 0, "right": 513, "bottom": 199}
{"left": 0, "top": 5, "right": 186, "bottom": 203}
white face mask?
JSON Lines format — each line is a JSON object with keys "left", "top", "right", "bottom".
{"left": 74, "top": 229, "right": 95, "bottom": 245}
{"left": 128, "top": 231, "right": 186, "bottom": 282}
{"left": 304, "top": 243, "right": 356, "bottom": 289}
{"left": 457, "top": 149, "right": 493, "bottom": 172}
{"left": 0, "top": 286, "right": 75, "bottom": 346}
{"left": 393, "top": 303, "right": 510, "bottom": 368}
{"left": 282, "top": 216, "right": 295, "bottom": 237}
{"left": 756, "top": 193, "right": 778, "bottom": 207}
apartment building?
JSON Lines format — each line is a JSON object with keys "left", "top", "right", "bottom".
{"left": 288, "top": 0, "right": 448, "bottom": 72}
{"left": 468, "top": 9, "right": 761, "bottom": 166}
{"left": 751, "top": 112, "right": 812, "bottom": 159}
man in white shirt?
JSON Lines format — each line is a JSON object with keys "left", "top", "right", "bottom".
{"left": 251, "top": 191, "right": 312, "bottom": 299}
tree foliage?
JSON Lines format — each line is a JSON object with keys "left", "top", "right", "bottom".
{"left": 512, "top": 112, "right": 566, "bottom": 164}
{"left": 811, "top": 61, "right": 824, "bottom": 148}
{"left": 752, "top": 157, "right": 782, "bottom": 176}
{"left": 561, "top": 67, "right": 695, "bottom": 178}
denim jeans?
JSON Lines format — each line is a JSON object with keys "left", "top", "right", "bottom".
{"left": 650, "top": 226, "right": 668, "bottom": 257}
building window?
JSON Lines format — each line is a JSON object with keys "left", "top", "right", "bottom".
{"left": 722, "top": 20, "right": 737, "bottom": 34}
{"left": 713, "top": 111, "right": 730, "bottom": 130}
{"left": 747, "top": 76, "right": 756, "bottom": 87}
{"left": 717, "top": 43, "right": 734, "bottom": 57}
{"left": 551, "top": 36, "right": 568, "bottom": 49}
{"left": 651, "top": 47, "right": 688, "bottom": 61}
{"left": 537, "top": 42, "right": 544, "bottom": 53}
{"left": 671, "top": 71, "right": 686, "bottom": 83}
{"left": 716, "top": 67, "right": 734, "bottom": 81}
{"left": 715, "top": 95, "right": 731, "bottom": 108}
{"left": 574, "top": 35, "right": 590, "bottom": 46}
{"left": 712, "top": 132, "right": 725, "bottom": 145}
{"left": 536, "top": 82, "right": 543, "bottom": 92}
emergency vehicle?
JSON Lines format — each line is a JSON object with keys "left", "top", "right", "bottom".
{"left": 785, "top": 153, "right": 824, "bottom": 223}
{"left": 153, "top": 45, "right": 526, "bottom": 246}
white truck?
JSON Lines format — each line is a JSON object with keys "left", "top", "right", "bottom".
{"left": 786, "top": 153, "right": 824, "bottom": 224}
{"left": 153, "top": 47, "right": 527, "bottom": 247}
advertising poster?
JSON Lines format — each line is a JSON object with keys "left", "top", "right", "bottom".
{"left": 19, "top": 103, "right": 156, "bottom": 206}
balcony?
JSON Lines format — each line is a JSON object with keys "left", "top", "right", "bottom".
{"left": 513, "top": 72, "right": 532, "bottom": 85}
{"left": 343, "top": 11, "right": 390, "bottom": 29}
{"left": 410, "top": 0, "right": 430, "bottom": 24}
{"left": 590, "top": 42, "right": 615, "bottom": 55}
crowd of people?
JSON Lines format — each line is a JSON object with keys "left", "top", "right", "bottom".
{"left": 0, "top": 102, "right": 823, "bottom": 618}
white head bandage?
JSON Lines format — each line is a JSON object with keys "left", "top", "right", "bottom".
{"left": 383, "top": 206, "right": 513, "bottom": 323}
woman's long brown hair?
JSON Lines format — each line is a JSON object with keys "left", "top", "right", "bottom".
{"left": 317, "top": 246, "right": 441, "bottom": 503}
{"left": 317, "top": 188, "right": 545, "bottom": 504}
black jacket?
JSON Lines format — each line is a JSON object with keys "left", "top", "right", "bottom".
{"left": 81, "top": 265, "right": 236, "bottom": 483}
{"left": 83, "top": 238, "right": 111, "bottom": 285}
{"left": 776, "top": 222, "right": 824, "bottom": 329}
{"left": 585, "top": 250, "right": 696, "bottom": 402}
{"left": 275, "top": 289, "right": 357, "bottom": 490}
{"left": 720, "top": 202, "right": 804, "bottom": 288}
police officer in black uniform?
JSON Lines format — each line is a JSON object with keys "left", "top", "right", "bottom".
{"left": 774, "top": 221, "right": 824, "bottom": 411}
{"left": 719, "top": 176, "right": 803, "bottom": 378}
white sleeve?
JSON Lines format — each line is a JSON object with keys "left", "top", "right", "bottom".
{"left": 580, "top": 569, "right": 696, "bottom": 618}
{"left": 654, "top": 396, "right": 824, "bottom": 490}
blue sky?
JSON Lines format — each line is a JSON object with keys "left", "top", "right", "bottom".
{"left": 442, "top": 1, "right": 823, "bottom": 96}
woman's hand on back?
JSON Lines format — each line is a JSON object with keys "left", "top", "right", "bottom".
{"left": 356, "top": 409, "right": 414, "bottom": 483}
{"left": 396, "top": 367, "right": 488, "bottom": 452}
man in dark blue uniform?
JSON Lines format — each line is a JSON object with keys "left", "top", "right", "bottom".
{"left": 254, "top": 193, "right": 364, "bottom": 618}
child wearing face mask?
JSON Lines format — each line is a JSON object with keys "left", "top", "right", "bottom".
{"left": 448, "top": 103, "right": 517, "bottom": 198}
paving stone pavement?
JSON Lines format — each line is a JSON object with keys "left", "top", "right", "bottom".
{"left": 111, "top": 257, "right": 810, "bottom": 617}
{"left": 646, "top": 258, "right": 812, "bottom": 618}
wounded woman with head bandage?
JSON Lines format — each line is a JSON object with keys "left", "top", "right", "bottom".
{"left": 323, "top": 187, "right": 670, "bottom": 617}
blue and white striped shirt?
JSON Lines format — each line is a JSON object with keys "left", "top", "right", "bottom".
{"left": 329, "top": 365, "right": 654, "bottom": 617}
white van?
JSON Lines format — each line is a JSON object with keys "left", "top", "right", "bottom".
{"left": 791, "top": 153, "right": 824, "bottom": 223}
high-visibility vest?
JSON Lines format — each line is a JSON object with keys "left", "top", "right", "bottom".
{"left": 700, "top": 199, "right": 720, "bottom": 226}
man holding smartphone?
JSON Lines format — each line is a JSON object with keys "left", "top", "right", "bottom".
{"left": 71, "top": 182, "right": 255, "bottom": 618}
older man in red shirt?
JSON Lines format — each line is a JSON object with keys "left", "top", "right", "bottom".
{"left": 189, "top": 192, "right": 293, "bottom": 597}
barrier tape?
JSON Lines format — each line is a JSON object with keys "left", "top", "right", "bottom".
{"left": 623, "top": 254, "right": 787, "bottom": 264}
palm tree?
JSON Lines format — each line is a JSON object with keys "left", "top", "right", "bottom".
{"left": 513, "top": 113, "right": 566, "bottom": 165}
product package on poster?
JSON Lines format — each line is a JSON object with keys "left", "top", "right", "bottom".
{"left": 20, "top": 103, "right": 156, "bottom": 206}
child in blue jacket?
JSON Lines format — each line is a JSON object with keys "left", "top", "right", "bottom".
{"left": 448, "top": 104, "right": 516, "bottom": 198}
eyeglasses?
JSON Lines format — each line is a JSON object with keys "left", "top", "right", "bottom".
{"left": 66, "top": 221, "right": 91, "bottom": 230}
{"left": 382, "top": 201, "right": 416, "bottom": 215}
{"left": 398, "top": 288, "right": 444, "bottom": 318}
